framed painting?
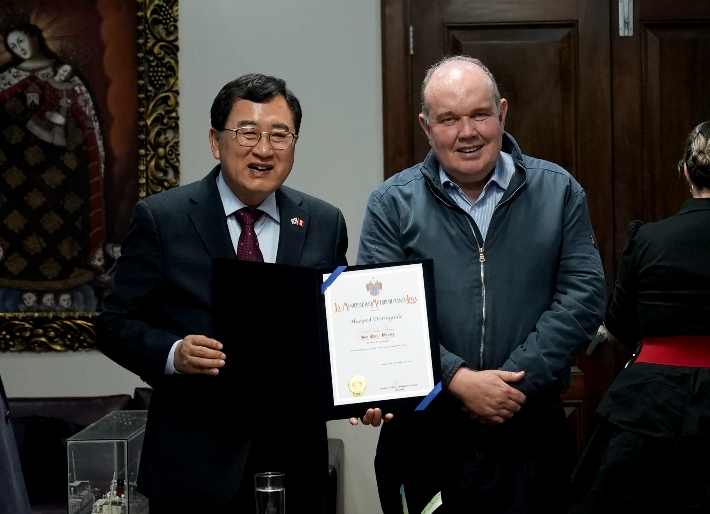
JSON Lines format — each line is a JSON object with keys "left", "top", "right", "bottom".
{"left": 0, "top": 0, "right": 179, "bottom": 351}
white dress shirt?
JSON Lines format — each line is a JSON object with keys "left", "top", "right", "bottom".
{"left": 217, "top": 171, "right": 281, "bottom": 262}
{"left": 439, "top": 152, "right": 515, "bottom": 241}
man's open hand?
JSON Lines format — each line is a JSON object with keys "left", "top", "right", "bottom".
{"left": 174, "top": 335, "right": 225, "bottom": 375}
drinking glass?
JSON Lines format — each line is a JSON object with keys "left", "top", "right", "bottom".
{"left": 254, "top": 472, "right": 285, "bottom": 514}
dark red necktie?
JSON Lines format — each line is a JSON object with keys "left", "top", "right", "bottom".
{"left": 235, "top": 207, "right": 264, "bottom": 262}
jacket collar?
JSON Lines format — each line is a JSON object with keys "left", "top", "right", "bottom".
{"left": 187, "top": 166, "right": 310, "bottom": 265}
{"left": 188, "top": 165, "right": 237, "bottom": 260}
{"left": 420, "top": 132, "right": 527, "bottom": 204}
{"left": 678, "top": 198, "right": 710, "bottom": 215}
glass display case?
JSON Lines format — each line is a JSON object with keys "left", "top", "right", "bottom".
{"left": 66, "top": 410, "right": 149, "bottom": 514}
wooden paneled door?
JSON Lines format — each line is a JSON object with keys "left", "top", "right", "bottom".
{"left": 611, "top": 1, "right": 710, "bottom": 256}
{"left": 381, "top": 0, "right": 710, "bottom": 458}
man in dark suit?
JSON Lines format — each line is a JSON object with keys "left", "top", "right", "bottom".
{"left": 97, "top": 74, "right": 348, "bottom": 513}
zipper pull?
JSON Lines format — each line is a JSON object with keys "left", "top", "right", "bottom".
{"left": 479, "top": 248, "right": 485, "bottom": 263}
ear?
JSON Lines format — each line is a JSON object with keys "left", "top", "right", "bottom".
{"left": 209, "top": 128, "right": 221, "bottom": 160}
{"left": 419, "top": 114, "right": 433, "bottom": 145}
{"left": 499, "top": 98, "right": 508, "bottom": 128}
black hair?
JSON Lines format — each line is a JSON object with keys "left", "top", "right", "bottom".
{"left": 210, "top": 73, "right": 302, "bottom": 134}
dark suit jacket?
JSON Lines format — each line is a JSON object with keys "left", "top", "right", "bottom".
{"left": 97, "top": 165, "right": 347, "bottom": 506}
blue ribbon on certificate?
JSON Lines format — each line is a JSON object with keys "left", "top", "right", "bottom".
{"left": 321, "top": 265, "right": 347, "bottom": 295}
{"left": 415, "top": 381, "right": 442, "bottom": 411}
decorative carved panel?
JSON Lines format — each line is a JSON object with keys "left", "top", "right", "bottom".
{"left": 138, "top": 0, "right": 180, "bottom": 198}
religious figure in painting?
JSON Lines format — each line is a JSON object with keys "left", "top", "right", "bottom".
{"left": 26, "top": 62, "right": 84, "bottom": 148}
{"left": 0, "top": 20, "right": 108, "bottom": 312}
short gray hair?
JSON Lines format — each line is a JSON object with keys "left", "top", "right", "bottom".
{"left": 420, "top": 55, "right": 502, "bottom": 121}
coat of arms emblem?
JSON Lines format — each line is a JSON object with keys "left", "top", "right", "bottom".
{"left": 366, "top": 278, "right": 382, "bottom": 296}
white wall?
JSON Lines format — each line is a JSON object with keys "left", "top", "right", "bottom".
{"left": 0, "top": 1, "right": 385, "bottom": 513}
{"left": 179, "top": 1, "right": 384, "bottom": 254}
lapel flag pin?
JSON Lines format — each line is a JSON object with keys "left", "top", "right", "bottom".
{"left": 291, "top": 217, "right": 305, "bottom": 227}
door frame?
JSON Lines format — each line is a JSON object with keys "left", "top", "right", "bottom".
{"left": 382, "top": 0, "right": 415, "bottom": 178}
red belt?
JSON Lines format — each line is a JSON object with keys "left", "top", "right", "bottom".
{"left": 636, "top": 336, "right": 710, "bottom": 367}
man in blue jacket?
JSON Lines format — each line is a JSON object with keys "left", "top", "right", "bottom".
{"left": 356, "top": 56, "right": 605, "bottom": 513}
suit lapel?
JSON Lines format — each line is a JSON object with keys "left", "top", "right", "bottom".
{"left": 188, "top": 165, "right": 237, "bottom": 260}
{"left": 275, "top": 188, "right": 309, "bottom": 266}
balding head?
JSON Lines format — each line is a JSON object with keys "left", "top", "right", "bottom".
{"left": 421, "top": 56, "right": 502, "bottom": 122}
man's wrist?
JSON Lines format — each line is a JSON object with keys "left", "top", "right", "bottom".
{"left": 447, "top": 366, "right": 473, "bottom": 399}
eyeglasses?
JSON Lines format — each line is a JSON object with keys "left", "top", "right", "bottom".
{"left": 222, "top": 127, "right": 298, "bottom": 150}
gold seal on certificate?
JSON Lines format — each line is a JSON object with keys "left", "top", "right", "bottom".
{"left": 348, "top": 375, "right": 367, "bottom": 397}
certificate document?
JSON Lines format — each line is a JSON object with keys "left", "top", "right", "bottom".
{"left": 323, "top": 263, "right": 436, "bottom": 406}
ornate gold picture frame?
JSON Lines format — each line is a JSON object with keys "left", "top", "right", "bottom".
{"left": 0, "top": 0, "right": 179, "bottom": 352}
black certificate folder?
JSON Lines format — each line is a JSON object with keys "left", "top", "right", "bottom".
{"left": 212, "top": 259, "right": 441, "bottom": 421}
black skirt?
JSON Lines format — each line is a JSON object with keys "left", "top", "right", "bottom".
{"left": 571, "top": 363, "right": 710, "bottom": 513}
